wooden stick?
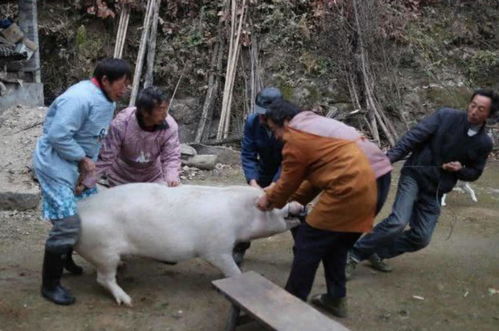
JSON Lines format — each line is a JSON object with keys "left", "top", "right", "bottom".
{"left": 195, "top": 40, "right": 224, "bottom": 142}
{"left": 352, "top": 0, "right": 380, "bottom": 143}
{"left": 202, "top": 35, "right": 226, "bottom": 142}
{"left": 114, "top": 4, "right": 130, "bottom": 58}
{"left": 167, "top": 72, "right": 184, "bottom": 113}
{"left": 144, "top": 0, "right": 161, "bottom": 88}
{"left": 129, "top": 0, "right": 155, "bottom": 106}
{"left": 219, "top": 0, "right": 247, "bottom": 139}
{"left": 205, "top": 136, "right": 242, "bottom": 145}
{"left": 217, "top": 0, "right": 237, "bottom": 140}
{"left": 249, "top": 28, "right": 261, "bottom": 114}
{"left": 224, "top": 2, "right": 246, "bottom": 138}
{"left": 195, "top": 0, "right": 229, "bottom": 142}
{"left": 113, "top": 8, "right": 124, "bottom": 58}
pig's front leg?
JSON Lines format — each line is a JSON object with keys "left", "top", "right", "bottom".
{"left": 205, "top": 253, "right": 242, "bottom": 277}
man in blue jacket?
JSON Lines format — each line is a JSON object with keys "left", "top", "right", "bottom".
{"left": 33, "top": 58, "right": 131, "bottom": 305}
{"left": 347, "top": 89, "right": 498, "bottom": 278}
{"left": 234, "top": 87, "right": 284, "bottom": 264}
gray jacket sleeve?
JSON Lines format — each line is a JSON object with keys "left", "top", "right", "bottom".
{"left": 387, "top": 109, "right": 442, "bottom": 163}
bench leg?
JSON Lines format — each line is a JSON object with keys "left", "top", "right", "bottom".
{"left": 225, "top": 304, "right": 240, "bottom": 331}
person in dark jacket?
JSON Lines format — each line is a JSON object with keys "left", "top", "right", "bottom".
{"left": 346, "top": 88, "right": 498, "bottom": 277}
{"left": 233, "top": 87, "right": 284, "bottom": 264}
{"left": 241, "top": 87, "right": 284, "bottom": 189}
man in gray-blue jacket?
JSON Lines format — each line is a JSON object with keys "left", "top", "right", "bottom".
{"left": 347, "top": 89, "right": 498, "bottom": 278}
{"left": 33, "top": 58, "right": 131, "bottom": 305}
{"left": 234, "top": 87, "right": 284, "bottom": 264}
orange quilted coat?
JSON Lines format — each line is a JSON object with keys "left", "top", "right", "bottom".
{"left": 266, "top": 127, "right": 377, "bottom": 233}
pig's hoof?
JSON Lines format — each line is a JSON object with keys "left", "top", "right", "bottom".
{"left": 115, "top": 294, "right": 132, "bottom": 306}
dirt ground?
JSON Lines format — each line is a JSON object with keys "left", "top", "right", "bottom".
{"left": 1, "top": 163, "right": 498, "bottom": 331}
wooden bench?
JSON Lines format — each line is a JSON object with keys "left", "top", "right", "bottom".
{"left": 212, "top": 271, "right": 349, "bottom": 331}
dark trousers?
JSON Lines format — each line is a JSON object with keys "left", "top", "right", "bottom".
{"left": 285, "top": 223, "right": 361, "bottom": 301}
{"left": 45, "top": 215, "right": 81, "bottom": 254}
{"left": 375, "top": 172, "right": 392, "bottom": 215}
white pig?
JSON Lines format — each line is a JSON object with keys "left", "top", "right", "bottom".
{"left": 75, "top": 183, "right": 300, "bottom": 306}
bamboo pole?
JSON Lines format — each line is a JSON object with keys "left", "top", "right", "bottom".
{"left": 217, "top": 0, "right": 247, "bottom": 140}
{"left": 144, "top": 0, "right": 161, "bottom": 88}
{"left": 223, "top": 6, "right": 246, "bottom": 138}
{"left": 195, "top": 41, "right": 225, "bottom": 143}
{"left": 129, "top": 0, "right": 155, "bottom": 106}
{"left": 352, "top": 0, "right": 380, "bottom": 143}
{"left": 217, "top": 0, "right": 237, "bottom": 140}
{"left": 114, "top": 4, "right": 130, "bottom": 59}
{"left": 196, "top": 0, "right": 229, "bottom": 142}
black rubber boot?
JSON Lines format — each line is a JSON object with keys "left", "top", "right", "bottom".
{"left": 64, "top": 249, "right": 83, "bottom": 275}
{"left": 41, "top": 250, "right": 76, "bottom": 305}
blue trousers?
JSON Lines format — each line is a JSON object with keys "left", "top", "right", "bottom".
{"left": 351, "top": 173, "right": 441, "bottom": 261}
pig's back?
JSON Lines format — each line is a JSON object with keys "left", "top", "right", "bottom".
{"left": 78, "top": 183, "right": 261, "bottom": 220}
{"left": 77, "top": 184, "right": 263, "bottom": 257}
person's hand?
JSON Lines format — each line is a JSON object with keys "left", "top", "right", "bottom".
{"left": 167, "top": 179, "right": 180, "bottom": 187}
{"left": 75, "top": 184, "right": 86, "bottom": 195}
{"left": 79, "top": 157, "right": 96, "bottom": 173}
{"left": 288, "top": 201, "right": 304, "bottom": 215}
{"left": 249, "top": 179, "right": 262, "bottom": 189}
{"left": 263, "top": 182, "right": 276, "bottom": 190}
{"left": 256, "top": 194, "right": 272, "bottom": 211}
{"left": 442, "top": 161, "right": 463, "bottom": 172}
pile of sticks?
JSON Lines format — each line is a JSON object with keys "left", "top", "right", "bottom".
{"left": 112, "top": 0, "right": 162, "bottom": 106}
{"left": 216, "top": 0, "right": 247, "bottom": 141}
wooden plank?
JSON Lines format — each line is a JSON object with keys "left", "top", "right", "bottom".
{"left": 212, "top": 271, "right": 349, "bottom": 331}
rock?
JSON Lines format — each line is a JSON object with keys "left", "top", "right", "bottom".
{"left": 180, "top": 144, "right": 197, "bottom": 159}
{"left": 0, "top": 179, "right": 40, "bottom": 210}
{"left": 189, "top": 144, "right": 240, "bottom": 165}
{"left": 0, "top": 105, "right": 45, "bottom": 210}
{"left": 291, "top": 86, "right": 311, "bottom": 105}
{"left": 169, "top": 97, "right": 201, "bottom": 143}
{"left": 172, "top": 310, "right": 183, "bottom": 319}
{"left": 489, "top": 188, "right": 499, "bottom": 195}
{"left": 182, "top": 155, "right": 218, "bottom": 170}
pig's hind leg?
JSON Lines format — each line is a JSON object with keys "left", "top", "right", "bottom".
{"left": 94, "top": 253, "right": 133, "bottom": 306}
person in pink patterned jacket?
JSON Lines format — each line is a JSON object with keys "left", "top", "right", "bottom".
{"left": 89, "top": 86, "right": 181, "bottom": 188}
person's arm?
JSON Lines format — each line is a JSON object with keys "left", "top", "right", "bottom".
{"left": 45, "top": 96, "right": 88, "bottom": 162}
{"left": 271, "top": 166, "right": 282, "bottom": 183}
{"left": 241, "top": 116, "right": 260, "bottom": 185}
{"left": 444, "top": 142, "right": 493, "bottom": 181}
{"left": 264, "top": 143, "right": 308, "bottom": 209}
{"left": 387, "top": 109, "right": 443, "bottom": 163}
{"left": 96, "top": 121, "right": 123, "bottom": 177}
{"left": 78, "top": 121, "right": 124, "bottom": 189}
{"left": 289, "top": 180, "right": 321, "bottom": 205}
{"left": 160, "top": 122, "right": 181, "bottom": 187}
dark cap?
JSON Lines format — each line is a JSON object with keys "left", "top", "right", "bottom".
{"left": 255, "top": 87, "right": 283, "bottom": 115}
